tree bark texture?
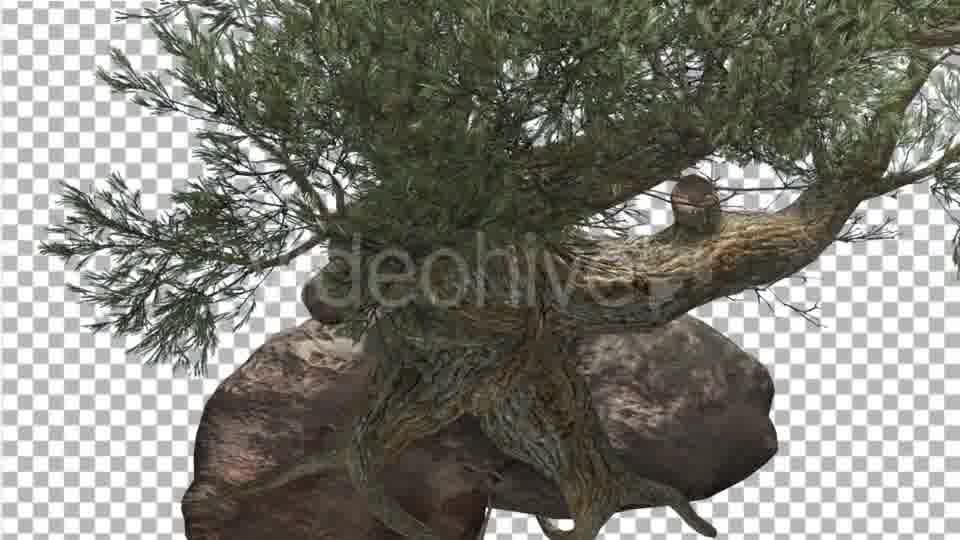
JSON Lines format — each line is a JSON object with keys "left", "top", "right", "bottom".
{"left": 182, "top": 315, "right": 777, "bottom": 539}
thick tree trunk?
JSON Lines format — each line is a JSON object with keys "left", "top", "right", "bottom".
{"left": 181, "top": 315, "right": 776, "bottom": 539}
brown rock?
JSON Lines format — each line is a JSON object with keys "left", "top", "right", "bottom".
{"left": 182, "top": 316, "right": 777, "bottom": 539}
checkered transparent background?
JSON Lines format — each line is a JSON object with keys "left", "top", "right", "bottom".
{"left": 1, "top": 2, "right": 959, "bottom": 539}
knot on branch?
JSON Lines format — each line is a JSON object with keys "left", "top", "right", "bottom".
{"left": 670, "top": 175, "right": 721, "bottom": 234}
{"left": 301, "top": 272, "right": 345, "bottom": 324}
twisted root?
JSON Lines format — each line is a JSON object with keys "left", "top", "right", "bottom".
{"left": 312, "top": 310, "right": 528, "bottom": 539}
{"left": 477, "top": 310, "right": 716, "bottom": 540}
{"left": 232, "top": 306, "right": 715, "bottom": 540}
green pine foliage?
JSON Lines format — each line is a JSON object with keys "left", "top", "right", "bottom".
{"left": 39, "top": 0, "right": 960, "bottom": 374}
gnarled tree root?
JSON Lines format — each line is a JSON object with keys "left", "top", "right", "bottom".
{"left": 476, "top": 326, "right": 715, "bottom": 540}
{"left": 185, "top": 316, "right": 777, "bottom": 539}
{"left": 228, "top": 309, "right": 735, "bottom": 539}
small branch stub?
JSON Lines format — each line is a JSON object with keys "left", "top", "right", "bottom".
{"left": 670, "top": 175, "right": 721, "bottom": 234}
{"left": 301, "top": 273, "right": 345, "bottom": 324}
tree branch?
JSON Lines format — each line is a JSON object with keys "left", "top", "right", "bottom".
{"left": 313, "top": 41, "right": 960, "bottom": 341}
{"left": 427, "top": 49, "right": 956, "bottom": 336}
{"left": 835, "top": 214, "right": 897, "bottom": 243}
{"left": 282, "top": 152, "right": 331, "bottom": 221}
{"left": 242, "top": 234, "right": 325, "bottom": 272}
{"left": 908, "top": 25, "right": 960, "bottom": 49}
{"left": 512, "top": 102, "right": 717, "bottom": 228}
{"left": 858, "top": 52, "right": 950, "bottom": 176}
{"left": 340, "top": 120, "right": 713, "bottom": 238}
{"left": 865, "top": 141, "right": 960, "bottom": 198}
{"left": 440, "top": 208, "right": 842, "bottom": 335}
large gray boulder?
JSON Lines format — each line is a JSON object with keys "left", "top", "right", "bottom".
{"left": 181, "top": 316, "right": 777, "bottom": 539}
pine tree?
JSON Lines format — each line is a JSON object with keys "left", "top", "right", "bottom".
{"left": 39, "top": 1, "right": 960, "bottom": 538}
